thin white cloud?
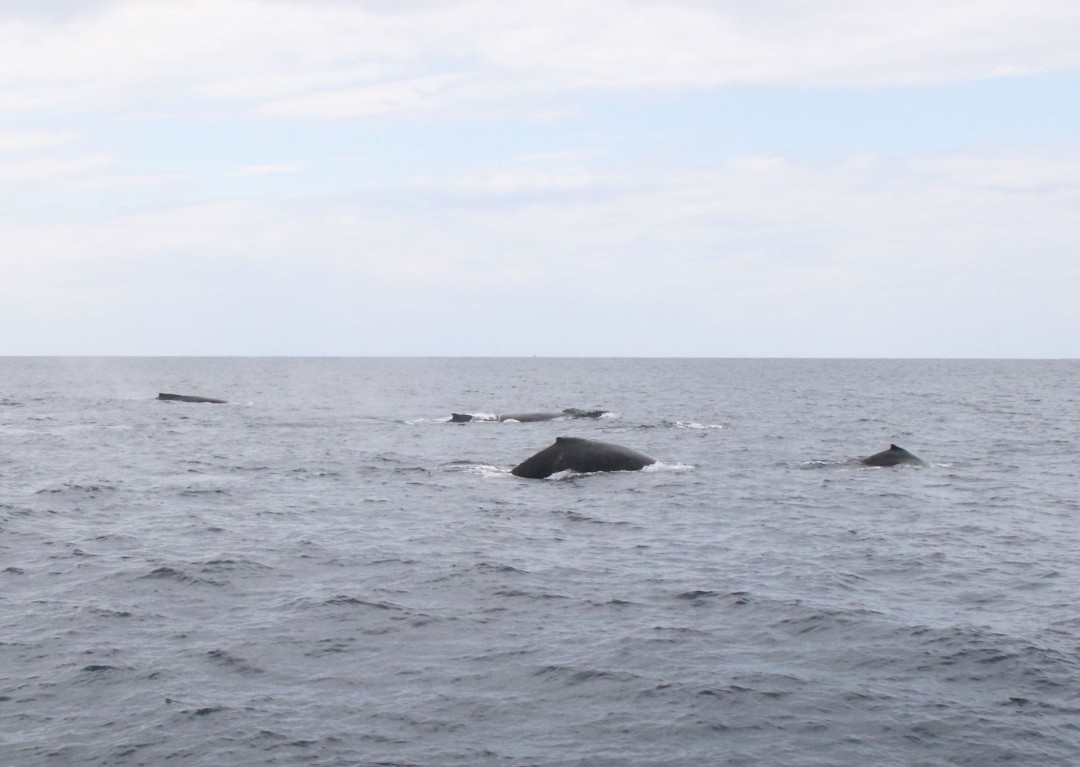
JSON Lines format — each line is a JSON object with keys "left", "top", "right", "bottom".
{"left": 2, "top": 0, "right": 1079, "bottom": 119}
{"left": 408, "top": 155, "right": 612, "bottom": 197}
{"left": 909, "top": 149, "right": 1080, "bottom": 191}
{"left": 5, "top": 145, "right": 1077, "bottom": 305}
{"left": 60, "top": 170, "right": 189, "bottom": 194}
{"left": 0, "top": 130, "right": 78, "bottom": 152}
{"left": 259, "top": 73, "right": 468, "bottom": 119}
{"left": 232, "top": 162, "right": 306, "bottom": 176}
{"left": 0, "top": 152, "right": 110, "bottom": 184}
{"left": 200, "top": 66, "right": 385, "bottom": 103}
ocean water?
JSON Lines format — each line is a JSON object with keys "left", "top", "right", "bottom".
{"left": 2, "top": 357, "right": 1078, "bottom": 767}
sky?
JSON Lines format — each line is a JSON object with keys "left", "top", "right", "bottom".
{"left": 2, "top": 0, "right": 1079, "bottom": 357}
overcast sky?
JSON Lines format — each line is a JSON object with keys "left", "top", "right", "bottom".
{"left": 2, "top": 0, "right": 1078, "bottom": 357}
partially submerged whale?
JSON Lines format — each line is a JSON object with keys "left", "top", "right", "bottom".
{"left": 157, "top": 392, "right": 228, "bottom": 404}
{"left": 511, "top": 436, "right": 655, "bottom": 479}
{"left": 452, "top": 408, "right": 608, "bottom": 423}
{"left": 861, "top": 444, "right": 926, "bottom": 467}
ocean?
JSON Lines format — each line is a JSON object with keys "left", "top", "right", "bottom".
{"left": 2, "top": 357, "right": 1078, "bottom": 766}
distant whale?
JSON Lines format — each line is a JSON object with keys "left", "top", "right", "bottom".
{"left": 861, "top": 444, "right": 926, "bottom": 467}
{"left": 511, "top": 436, "right": 655, "bottom": 479}
{"left": 452, "top": 408, "right": 608, "bottom": 423}
{"left": 157, "top": 392, "right": 228, "bottom": 404}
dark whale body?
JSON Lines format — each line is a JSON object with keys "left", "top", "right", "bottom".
{"left": 861, "top": 444, "right": 925, "bottom": 467}
{"left": 452, "top": 408, "right": 608, "bottom": 423}
{"left": 511, "top": 436, "right": 655, "bottom": 479}
{"left": 158, "top": 392, "right": 228, "bottom": 404}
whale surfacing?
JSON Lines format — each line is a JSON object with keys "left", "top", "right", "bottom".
{"left": 511, "top": 436, "right": 655, "bottom": 479}
{"left": 453, "top": 408, "right": 608, "bottom": 423}
{"left": 158, "top": 392, "right": 228, "bottom": 404}
{"left": 861, "top": 444, "right": 925, "bottom": 467}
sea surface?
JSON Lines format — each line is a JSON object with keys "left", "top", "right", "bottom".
{"left": 2, "top": 357, "right": 1079, "bottom": 767}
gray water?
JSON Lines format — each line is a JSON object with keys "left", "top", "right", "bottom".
{"left": 2, "top": 357, "right": 1078, "bottom": 766}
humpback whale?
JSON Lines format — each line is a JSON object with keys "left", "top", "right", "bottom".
{"left": 861, "top": 444, "right": 926, "bottom": 467}
{"left": 511, "top": 436, "right": 655, "bottom": 479}
{"left": 157, "top": 393, "right": 228, "bottom": 404}
{"left": 452, "top": 408, "right": 608, "bottom": 423}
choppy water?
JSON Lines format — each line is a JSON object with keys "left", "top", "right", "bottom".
{"left": 2, "top": 357, "right": 1079, "bottom": 766}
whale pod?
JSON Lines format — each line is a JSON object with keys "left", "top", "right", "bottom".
{"left": 157, "top": 392, "right": 228, "bottom": 404}
{"left": 511, "top": 436, "right": 655, "bottom": 479}
{"left": 861, "top": 443, "right": 925, "bottom": 467}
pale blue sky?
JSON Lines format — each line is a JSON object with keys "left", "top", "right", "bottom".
{"left": 2, "top": 1, "right": 1079, "bottom": 356}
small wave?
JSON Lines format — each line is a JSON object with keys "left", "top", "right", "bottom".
{"left": 534, "top": 664, "right": 643, "bottom": 686}
{"left": 323, "top": 595, "right": 404, "bottom": 610}
{"left": 187, "top": 705, "right": 229, "bottom": 718}
{"left": 774, "top": 607, "right": 886, "bottom": 637}
{"left": 180, "top": 487, "right": 230, "bottom": 496}
{"left": 474, "top": 561, "right": 529, "bottom": 574}
{"left": 304, "top": 638, "right": 358, "bottom": 657}
{"left": 537, "top": 463, "right": 692, "bottom": 480}
{"left": 798, "top": 459, "right": 842, "bottom": 469}
{"left": 206, "top": 649, "right": 262, "bottom": 674}
{"left": 139, "top": 566, "right": 223, "bottom": 586}
{"left": 674, "top": 590, "right": 753, "bottom": 607}
{"left": 86, "top": 607, "right": 133, "bottom": 619}
{"left": 550, "top": 509, "right": 625, "bottom": 525}
{"left": 643, "top": 461, "right": 695, "bottom": 473}
{"left": 586, "top": 598, "right": 637, "bottom": 607}
{"left": 288, "top": 468, "right": 341, "bottom": 479}
{"left": 35, "top": 482, "right": 118, "bottom": 495}
{"left": 492, "top": 590, "right": 569, "bottom": 600}
{"left": 697, "top": 682, "right": 795, "bottom": 702}
{"left": 670, "top": 420, "right": 724, "bottom": 430}
{"left": 440, "top": 462, "right": 509, "bottom": 478}
{"left": 798, "top": 458, "right": 937, "bottom": 470}
{"left": 197, "top": 558, "right": 272, "bottom": 575}
{"left": 676, "top": 589, "right": 721, "bottom": 601}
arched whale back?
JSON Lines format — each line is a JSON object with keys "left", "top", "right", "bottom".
{"left": 861, "top": 443, "right": 925, "bottom": 467}
{"left": 158, "top": 392, "right": 228, "bottom": 404}
{"left": 511, "top": 436, "right": 655, "bottom": 479}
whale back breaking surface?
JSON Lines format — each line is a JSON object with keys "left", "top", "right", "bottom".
{"left": 861, "top": 443, "right": 926, "bottom": 467}
{"left": 157, "top": 392, "right": 228, "bottom": 404}
{"left": 560, "top": 408, "right": 608, "bottom": 419}
{"left": 498, "top": 411, "right": 564, "bottom": 422}
{"left": 450, "top": 408, "right": 609, "bottom": 423}
{"left": 511, "top": 436, "right": 655, "bottom": 479}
